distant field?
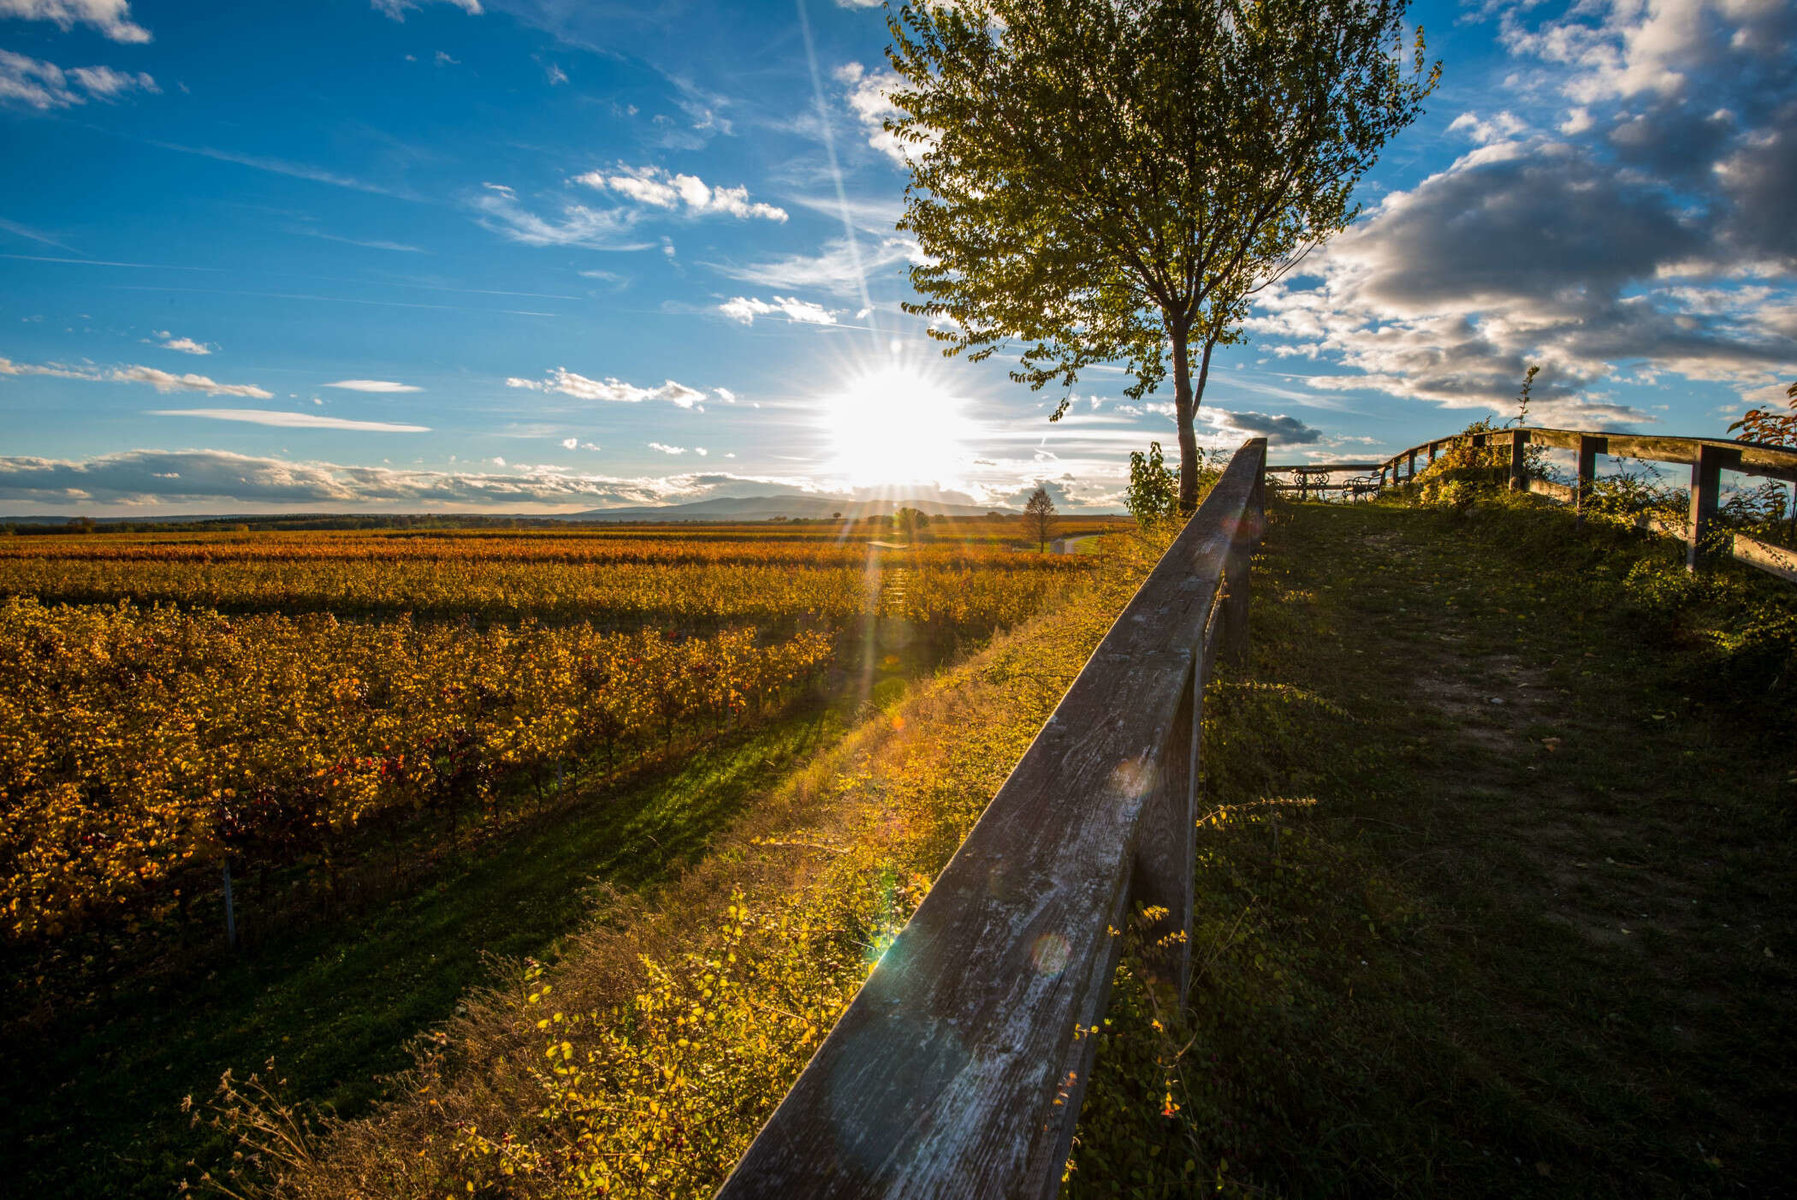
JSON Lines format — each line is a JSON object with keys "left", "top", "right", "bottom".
{"left": 0, "top": 526, "right": 1103, "bottom": 627}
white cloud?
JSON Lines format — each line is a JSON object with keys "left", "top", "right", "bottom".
{"left": 150, "top": 409, "right": 431, "bottom": 432}
{"left": 472, "top": 187, "right": 651, "bottom": 250}
{"left": 370, "top": 0, "right": 481, "bottom": 21}
{"left": 834, "top": 62, "right": 912, "bottom": 166}
{"left": 711, "top": 235, "right": 924, "bottom": 298}
{"left": 713, "top": 387, "right": 737, "bottom": 403}
{"left": 2, "top": 355, "right": 271, "bottom": 397}
{"left": 573, "top": 165, "right": 788, "bottom": 222}
{"left": 0, "top": 0, "right": 151, "bottom": 43}
{"left": 546, "top": 64, "right": 567, "bottom": 86}
{"left": 507, "top": 368, "right": 708, "bottom": 408}
{"left": 1446, "top": 110, "right": 1527, "bottom": 145}
{"left": 648, "top": 442, "right": 686, "bottom": 455}
{"left": 1245, "top": 0, "right": 1797, "bottom": 420}
{"left": 146, "top": 332, "right": 211, "bottom": 355}
{"left": 434, "top": 50, "right": 459, "bottom": 66}
{"left": 560, "top": 436, "right": 578, "bottom": 450}
{"left": 718, "top": 295, "right": 840, "bottom": 326}
{"left": 0, "top": 450, "right": 838, "bottom": 512}
{"left": 0, "top": 49, "right": 156, "bottom": 110}
{"left": 323, "top": 378, "right": 422, "bottom": 393}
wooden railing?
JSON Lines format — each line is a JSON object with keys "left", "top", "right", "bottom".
{"left": 715, "top": 439, "right": 1268, "bottom": 1199}
{"left": 1363, "top": 426, "right": 1797, "bottom": 582}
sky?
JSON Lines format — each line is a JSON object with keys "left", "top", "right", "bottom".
{"left": 0, "top": 0, "right": 1793, "bottom": 516}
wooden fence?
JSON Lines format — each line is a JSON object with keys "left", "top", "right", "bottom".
{"left": 714, "top": 438, "right": 1268, "bottom": 1199}
{"left": 1364, "top": 426, "right": 1797, "bottom": 582}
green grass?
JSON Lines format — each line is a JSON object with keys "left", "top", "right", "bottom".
{"left": 0, "top": 710, "right": 844, "bottom": 1199}
{"left": 1071, "top": 495, "right": 1796, "bottom": 1198}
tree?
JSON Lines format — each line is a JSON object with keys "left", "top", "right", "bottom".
{"left": 893, "top": 506, "right": 931, "bottom": 541}
{"left": 887, "top": 0, "right": 1438, "bottom": 511}
{"left": 1024, "top": 486, "right": 1057, "bottom": 550}
{"left": 1125, "top": 441, "right": 1180, "bottom": 528}
{"left": 1730, "top": 380, "right": 1797, "bottom": 448}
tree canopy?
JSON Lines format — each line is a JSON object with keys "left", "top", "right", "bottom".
{"left": 887, "top": 0, "right": 1439, "bottom": 510}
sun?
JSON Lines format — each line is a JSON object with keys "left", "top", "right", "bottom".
{"left": 821, "top": 363, "right": 974, "bottom": 487}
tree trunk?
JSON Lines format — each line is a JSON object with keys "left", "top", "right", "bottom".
{"left": 1171, "top": 321, "right": 1200, "bottom": 514}
{"left": 1173, "top": 323, "right": 1219, "bottom": 515}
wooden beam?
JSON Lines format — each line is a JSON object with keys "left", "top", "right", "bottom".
{"left": 1371, "top": 427, "right": 1797, "bottom": 489}
{"left": 1732, "top": 534, "right": 1797, "bottom": 584}
{"left": 714, "top": 441, "right": 1270, "bottom": 1200}
{"left": 1527, "top": 478, "right": 1576, "bottom": 504}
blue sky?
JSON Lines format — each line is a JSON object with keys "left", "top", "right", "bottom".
{"left": 1, "top": 0, "right": 1793, "bottom": 515}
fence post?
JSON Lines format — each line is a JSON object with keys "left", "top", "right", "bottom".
{"left": 222, "top": 858, "right": 238, "bottom": 950}
{"left": 1687, "top": 443, "right": 1723, "bottom": 572}
{"left": 1509, "top": 431, "right": 1530, "bottom": 491}
{"left": 1130, "top": 661, "right": 1198, "bottom": 1002}
{"left": 1406, "top": 449, "right": 1418, "bottom": 482}
{"left": 1575, "top": 435, "right": 1599, "bottom": 520}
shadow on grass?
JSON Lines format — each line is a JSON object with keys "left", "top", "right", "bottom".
{"left": 1072, "top": 497, "right": 1795, "bottom": 1199}
{"left": 0, "top": 711, "right": 840, "bottom": 1200}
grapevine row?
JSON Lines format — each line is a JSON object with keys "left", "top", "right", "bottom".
{"left": 0, "top": 556, "right": 1077, "bottom": 631}
{"left": 0, "top": 596, "right": 833, "bottom": 942}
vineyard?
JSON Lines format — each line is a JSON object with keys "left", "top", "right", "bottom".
{"left": 0, "top": 519, "right": 1105, "bottom": 1198}
{"left": 0, "top": 526, "right": 1089, "bottom": 972}
{"left": 0, "top": 598, "right": 831, "bottom": 942}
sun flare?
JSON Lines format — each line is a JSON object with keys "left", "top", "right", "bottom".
{"left": 822, "top": 364, "right": 974, "bottom": 487}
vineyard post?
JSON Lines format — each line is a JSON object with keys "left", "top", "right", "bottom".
{"left": 222, "top": 858, "right": 238, "bottom": 950}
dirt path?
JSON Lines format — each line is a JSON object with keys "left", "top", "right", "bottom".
{"left": 1074, "top": 498, "right": 1796, "bottom": 1199}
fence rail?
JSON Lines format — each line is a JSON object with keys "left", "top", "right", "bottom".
{"left": 714, "top": 439, "right": 1268, "bottom": 1199}
{"left": 1356, "top": 426, "right": 1797, "bottom": 581}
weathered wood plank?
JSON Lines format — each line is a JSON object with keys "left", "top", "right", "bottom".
{"left": 715, "top": 441, "right": 1269, "bottom": 1200}
{"left": 1527, "top": 478, "right": 1576, "bottom": 504}
{"left": 1732, "top": 534, "right": 1797, "bottom": 584}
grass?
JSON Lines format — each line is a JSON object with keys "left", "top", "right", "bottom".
{"left": 200, "top": 534, "right": 1162, "bottom": 1199}
{"left": 1070, "top": 495, "right": 1795, "bottom": 1197}
{"left": 0, "top": 709, "right": 844, "bottom": 1199}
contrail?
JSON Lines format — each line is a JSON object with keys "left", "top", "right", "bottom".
{"left": 796, "top": 0, "right": 879, "bottom": 337}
